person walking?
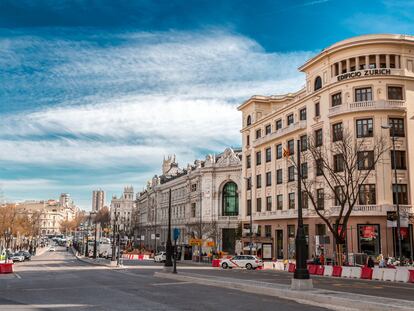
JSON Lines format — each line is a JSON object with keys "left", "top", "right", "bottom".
{"left": 367, "top": 256, "right": 375, "bottom": 268}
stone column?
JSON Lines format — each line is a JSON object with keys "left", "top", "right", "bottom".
{"left": 346, "top": 58, "right": 350, "bottom": 73}
{"left": 376, "top": 54, "right": 380, "bottom": 69}
{"left": 338, "top": 61, "right": 342, "bottom": 74}
{"left": 395, "top": 55, "right": 400, "bottom": 68}
{"left": 386, "top": 54, "right": 390, "bottom": 68}
{"left": 365, "top": 55, "right": 370, "bottom": 69}
{"left": 355, "top": 57, "right": 359, "bottom": 71}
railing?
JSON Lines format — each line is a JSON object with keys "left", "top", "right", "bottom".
{"left": 331, "top": 204, "right": 412, "bottom": 215}
{"left": 328, "top": 100, "right": 406, "bottom": 117}
{"left": 253, "top": 120, "right": 307, "bottom": 147}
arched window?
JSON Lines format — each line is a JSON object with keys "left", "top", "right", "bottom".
{"left": 314, "top": 76, "right": 322, "bottom": 91}
{"left": 247, "top": 115, "right": 252, "bottom": 126}
{"left": 222, "top": 182, "right": 239, "bottom": 216}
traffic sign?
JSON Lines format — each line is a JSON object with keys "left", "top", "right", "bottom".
{"left": 189, "top": 238, "right": 202, "bottom": 246}
{"left": 173, "top": 228, "right": 180, "bottom": 240}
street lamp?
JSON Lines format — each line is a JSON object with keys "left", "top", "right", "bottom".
{"left": 243, "top": 177, "right": 253, "bottom": 255}
{"left": 164, "top": 189, "right": 173, "bottom": 267}
{"left": 381, "top": 123, "right": 402, "bottom": 260}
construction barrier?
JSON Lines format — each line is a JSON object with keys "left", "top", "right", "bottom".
{"left": 408, "top": 270, "right": 414, "bottom": 283}
{"left": 263, "top": 261, "right": 275, "bottom": 270}
{"left": 395, "top": 268, "right": 410, "bottom": 283}
{"left": 0, "top": 263, "right": 13, "bottom": 274}
{"left": 350, "top": 267, "right": 362, "bottom": 279}
{"left": 360, "top": 267, "right": 373, "bottom": 280}
{"left": 332, "top": 266, "right": 342, "bottom": 277}
{"left": 288, "top": 263, "right": 296, "bottom": 273}
{"left": 323, "top": 265, "right": 333, "bottom": 277}
{"left": 383, "top": 268, "right": 397, "bottom": 281}
{"left": 341, "top": 266, "right": 352, "bottom": 278}
{"left": 308, "top": 264, "right": 317, "bottom": 275}
{"left": 212, "top": 259, "right": 221, "bottom": 267}
{"left": 372, "top": 267, "right": 384, "bottom": 280}
{"left": 316, "top": 265, "right": 324, "bottom": 275}
{"left": 275, "top": 261, "right": 285, "bottom": 270}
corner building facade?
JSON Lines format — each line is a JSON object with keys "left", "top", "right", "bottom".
{"left": 239, "top": 34, "right": 414, "bottom": 261}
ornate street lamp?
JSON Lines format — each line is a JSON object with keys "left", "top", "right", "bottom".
{"left": 165, "top": 189, "right": 173, "bottom": 267}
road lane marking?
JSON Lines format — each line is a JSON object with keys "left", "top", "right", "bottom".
{"left": 151, "top": 281, "right": 193, "bottom": 286}
{"left": 14, "top": 273, "right": 21, "bottom": 279}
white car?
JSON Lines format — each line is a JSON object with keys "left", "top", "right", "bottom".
{"left": 221, "top": 255, "right": 263, "bottom": 270}
{"left": 9, "top": 253, "right": 25, "bottom": 262}
{"left": 154, "top": 252, "right": 166, "bottom": 263}
{"left": 49, "top": 247, "right": 56, "bottom": 252}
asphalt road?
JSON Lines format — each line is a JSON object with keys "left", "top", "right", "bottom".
{"left": 123, "top": 259, "right": 414, "bottom": 301}
{"left": 0, "top": 247, "right": 327, "bottom": 311}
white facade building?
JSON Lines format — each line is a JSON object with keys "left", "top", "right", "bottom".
{"left": 92, "top": 189, "right": 105, "bottom": 212}
{"left": 110, "top": 186, "right": 135, "bottom": 235}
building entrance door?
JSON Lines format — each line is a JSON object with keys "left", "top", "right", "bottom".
{"left": 275, "top": 230, "right": 284, "bottom": 259}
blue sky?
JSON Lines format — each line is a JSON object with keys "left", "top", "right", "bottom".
{"left": 0, "top": 0, "right": 413, "bottom": 210}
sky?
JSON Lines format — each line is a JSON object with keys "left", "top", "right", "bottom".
{"left": 0, "top": 0, "right": 413, "bottom": 210}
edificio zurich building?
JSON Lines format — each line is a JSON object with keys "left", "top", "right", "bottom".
{"left": 238, "top": 34, "right": 414, "bottom": 261}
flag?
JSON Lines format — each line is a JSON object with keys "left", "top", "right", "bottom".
{"left": 283, "top": 148, "right": 290, "bottom": 157}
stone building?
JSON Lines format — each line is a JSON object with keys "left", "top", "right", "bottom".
{"left": 110, "top": 186, "right": 135, "bottom": 235}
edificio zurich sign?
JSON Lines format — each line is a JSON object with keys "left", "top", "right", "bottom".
{"left": 337, "top": 68, "right": 391, "bottom": 81}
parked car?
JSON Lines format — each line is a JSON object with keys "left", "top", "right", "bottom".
{"left": 17, "top": 251, "right": 32, "bottom": 261}
{"left": 9, "top": 253, "right": 25, "bottom": 263}
{"left": 49, "top": 247, "right": 56, "bottom": 252}
{"left": 154, "top": 252, "right": 166, "bottom": 263}
{"left": 220, "top": 255, "right": 263, "bottom": 270}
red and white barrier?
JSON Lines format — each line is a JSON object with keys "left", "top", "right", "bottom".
{"left": 372, "top": 267, "right": 384, "bottom": 280}
{"left": 395, "top": 268, "right": 410, "bottom": 283}
{"left": 350, "top": 266, "right": 362, "bottom": 279}
{"left": 360, "top": 267, "right": 373, "bottom": 280}
{"left": 383, "top": 268, "right": 397, "bottom": 281}
{"left": 323, "top": 265, "right": 333, "bottom": 276}
{"left": 341, "top": 266, "right": 352, "bottom": 278}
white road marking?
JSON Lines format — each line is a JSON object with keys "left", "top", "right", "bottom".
{"left": 151, "top": 281, "right": 193, "bottom": 286}
{"left": 14, "top": 273, "right": 22, "bottom": 279}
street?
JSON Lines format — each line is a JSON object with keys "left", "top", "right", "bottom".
{"left": 0, "top": 247, "right": 328, "bottom": 311}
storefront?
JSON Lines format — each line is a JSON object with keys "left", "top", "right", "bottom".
{"left": 358, "top": 224, "right": 381, "bottom": 256}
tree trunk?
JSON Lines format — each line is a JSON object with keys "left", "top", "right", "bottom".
{"left": 336, "top": 243, "right": 344, "bottom": 266}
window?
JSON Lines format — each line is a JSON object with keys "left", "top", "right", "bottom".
{"left": 391, "top": 151, "right": 406, "bottom": 170}
{"left": 287, "top": 139, "right": 294, "bottom": 155}
{"left": 357, "top": 151, "right": 374, "bottom": 170}
{"left": 300, "top": 135, "right": 307, "bottom": 151}
{"left": 389, "top": 118, "right": 405, "bottom": 137}
{"left": 288, "top": 193, "right": 295, "bottom": 209}
{"left": 276, "top": 195, "right": 283, "bottom": 210}
{"left": 356, "top": 118, "right": 373, "bottom": 138}
{"left": 222, "top": 182, "right": 239, "bottom": 216}
{"left": 265, "top": 147, "right": 271, "bottom": 162}
{"left": 316, "top": 159, "right": 323, "bottom": 176}
{"left": 247, "top": 115, "right": 251, "bottom": 126}
{"left": 393, "top": 184, "right": 408, "bottom": 205}
{"left": 388, "top": 86, "right": 403, "bottom": 100}
{"left": 359, "top": 184, "right": 376, "bottom": 205}
{"left": 332, "top": 92, "right": 342, "bottom": 107}
{"left": 332, "top": 122, "right": 343, "bottom": 142}
{"left": 334, "top": 186, "right": 344, "bottom": 206}
{"left": 246, "top": 199, "right": 252, "bottom": 216}
{"left": 314, "top": 76, "right": 322, "bottom": 91}
{"left": 266, "top": 196, "right": 272, "bottom": 211}
{"left": 256, "top": 174, "right": 262, "bottom": 189}
{"left": 315, "top": 129, "right": 323, "bottom": 147}
{"left": 276, "top": 144, "right": 282, "bottom": 159}
{"left": 246, "top": 177, "right": 252, "bottom": 190}
{"left": 256, "top": 129, "right": 262, "bottom": 139}
{"left": 301, "top": 191, "right": 308, "bottom": 209}
{"left": 287, "top": 114, "right": 294, "bottom": 125}
{"left": 316, "top": 224, "right": 326, "bottom": 236}
{"left": 265, "top": 225, "right": 272, "bottom": 238}
{"left": 300, "top": 108, "right": 307, "bottom": 121}
{"left": 265, "top": 124, "right": 272, "bottom": 135}
{"left": 256, "top": 151, "right": 262, "bottom": 165}
{"left": 288, "top": 225, "right": 295, "bottom": 238}
{"left": 266, "top": 172, "right": 272, "bottom": 186}
{"left": 246, "top": 155, "right": 251, "bottom": 169}
{"left": 355, "top": 87, "right": 372, "bottom": 102}
{"left": 301, "top": 162, "right": 308, "bottom": 179}
{"left": 315, "top": 102, "right": 320, "bottom": 117}
{"left": 257, "top": 225, "right": 262, "bottom": 236}
{"left": 275, "top": 119, "right": 282, "bottom": 130}
{"left": 256, "top": 197, "right": 262, "bottom": 212}
{"left": 358, "top": 224, "right": 380, "bottom": 256}
{"left": 276, "top": 169, "right": 283, "bottom": 184}
{"left": 246, "top": 135, "right": 250, "bottom": 146}
{"left": 317, "top": 189, "right": 324, "bottom": 210}
{"left": 191, "top": 203, "right": 196, "bottom": 217}
{"left": 333, "top": 154, "right": 344, "bottom": 172}
{"left": 191, "top": 184, "right": 197, "bottom": 191}
{"left": 288, "top": 166, "right": 295, "bottom": 182}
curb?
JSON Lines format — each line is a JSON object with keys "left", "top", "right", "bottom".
{"left": 154, "top": 272, "right": 414, "bottom": 311}
{"left": 70, "top": 247, "right": 115, "bottom": 268}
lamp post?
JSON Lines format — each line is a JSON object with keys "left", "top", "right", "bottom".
{"left": 93, "top": 212, "right": 98, "bottom": 259}
{"left": 382, "top": 123, "right": 402, "bottom": 260}
{"left": 164, "top": 189, "right": 173, "bottom": 267}
{"left": 243, "top": 177, "right": 253, "bottom": 255}
{"left": 291, "top": 139, "right": 312, "bottom": 290}
{"left": 111, "top": 205, "right": 118, "bottom": 262}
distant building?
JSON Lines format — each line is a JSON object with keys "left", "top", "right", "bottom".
{"left": 110, "top": 186, "right": 135, "bottom": 235}
{"left": 59, "top": 193, "right": 71, "bottom": 208}
{"left": 92, "top": 189, "right": 105, "bottom": 212}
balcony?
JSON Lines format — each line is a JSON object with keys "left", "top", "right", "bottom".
{"left": 331, "top": 204, "right": 412, "bottom": 216}
{"left": 218, "top": 215, "right": 241, "bottom": 222}
{"left": 253, "top": 120, "right": 307, "bottom": 148}
{"left": 252, "top": 208, "right": 316, "bottom": 220}
{"left": 328, "top": 100, "right": 406, "bottom": 117}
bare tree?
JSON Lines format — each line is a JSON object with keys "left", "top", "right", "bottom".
{"left": 290, "top": 129, "right": 388, "bottom": 265}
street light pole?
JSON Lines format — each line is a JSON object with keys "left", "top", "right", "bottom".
{"left": 93, "top": 212, "right": 98, "bottom": 259}
{"left": 165, "top": 189, "right": 173, "bottom": 267}
{"left": 243, "top": 177, "right": 253, "bottom": 255}
{"left": 111, "top": 205, "right": 118, "bottom": 262}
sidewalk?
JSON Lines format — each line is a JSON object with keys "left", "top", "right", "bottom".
{"left": 71, "top": 248, "right": 116, "bottom": 267}
{"left": 154, "top": 271, "right": 414, "bottom": 311}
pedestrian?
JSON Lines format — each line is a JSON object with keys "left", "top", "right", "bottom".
{"left": 367, "top": 256, "right": 375, "bottom": 268}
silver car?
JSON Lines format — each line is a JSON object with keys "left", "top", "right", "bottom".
{"left": 221, "top": 255, "right": 263, "bottom": 270}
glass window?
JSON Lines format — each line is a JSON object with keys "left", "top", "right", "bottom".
{"left": 316, "top": 159, "right": 323, "bottom": 176}
{"left": 266, "top": 172, "right": 272, "bottom": 187}
{"left": 300, "top": 108, "right": 307, "bottom": 121}
{"left": 356, "top": 118, "right": 373, "bottom": 138}
{"left": 256, "top": 151, "right": 262, "bottom": 165}
{"left": 355, "top": 87, "right": 372, "bottom": 102}
{"left": 265, "top": 147, "right": 271, "bottom": 162}
{"left": 191, "top": 203, "right": 196, "bottom": 217}
{"left": 246, "top": 115, "right": 251, "bottom": 126}
{"left": 317, "top": 189, "right": 324, "bottom": 210}
{"left": 287, "top": 139, "right": 294, "bottom": 155}
{"left": 265, "top": 124, "right": 272, "bottom": 135}
{"left": 246, "top": 199, "right": 252, "bottom": 216}
{"left": 256, "top": 197, "right": 262, "bottom": 212}
{"left": 265, "top": 225, "right": 272, "bottom": 238}
{"left": 276, "top": 144, "right": 282, "bottom": 159}
{"left": 222, "top": 182, "right": 239, "bottom": 216}
{"left": 256, "top": 129, "right": 262, "bottom": 139}
{"left": 332, "top": 92, "right": 342, "bottom": 107}
{"left": 314, "top": 76, "right": 322, "bottom": 91}
{"left": 301, "top": 162, "right": 308, "bottom": 179}
{"left": 246, "top": 177, "right": 251, "bottom": 190}
{"left": 358, "top": 224, "right": 380, "bottom": 256}
{"left": 246, "top": 135, "right": 250, "bottom": 146}
{"left": 288, "top": 193, "right": 295, "bottom": 209}
{"left": 277, "top": 194, "right": 283, "bottom": 210}
{"left": 275, "top": 119, "right": 282, "bottom": 130}
{"left": 301, "top": 191, "right": 308, "bottom": 209}
{"left": 391, "top": 151, "right": 406, "bottom": 170}
{"left": 315, "top": 129, "right": 323, "bottom": 147}
{"left": 300, "top": 135, "right": 307, "bottom": 151}
{"left": 287, "top": 114, "right": 294, "bottom": 125}
{"left": 357, "top": 151, "right": 374, "bottom": 170}
{"left": 332, "top": 122, "right": 343, "bottom": 142}
{"left": 276, "top": 169, "right": 283, "bottom": 184}
{"left": 359, "top": 184, "right": 376, "bottom": 205}
{"left": 288, "top": 166, "right": 295, "bottom": 182}
{"left": 266, "top": 196, "right": 272, "bottom": 211}
{"left": 315, "top": 102, "right": 320, "bottom": 117}
{"left": 333, "top": 154, "right": 344, "bottom": 172}
{"left": 334, "top": 185, "right": 344, "bottom": 206}
{"left": 393, "top": 184, "right": 408, "bottom": 205}
{"left": 256, "top": 174, "right": 262, "bottom": 189}
{"left": 246, "top": 155, "right": 251, "bottom": 169}
{"left": 389, "top": 118, "right": 405, "bottom": 137}
{"left": 316, "top": 224, "right": 326, "bottom": 236}
{"left": 388, "top": 86, "right": 403, "bottom": 100}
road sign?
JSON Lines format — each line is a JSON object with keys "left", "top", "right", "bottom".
{"left": 151, "top": 234, "right": 155, "bottom": 240}
{"left": 173, "top": 228, "right": 180, "bottom": 241}
{"left": 189, "top": 238, "right": 202, "bottom": 246}
{"left": 140, "top": 235, "right": 145, "bottom": 240}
